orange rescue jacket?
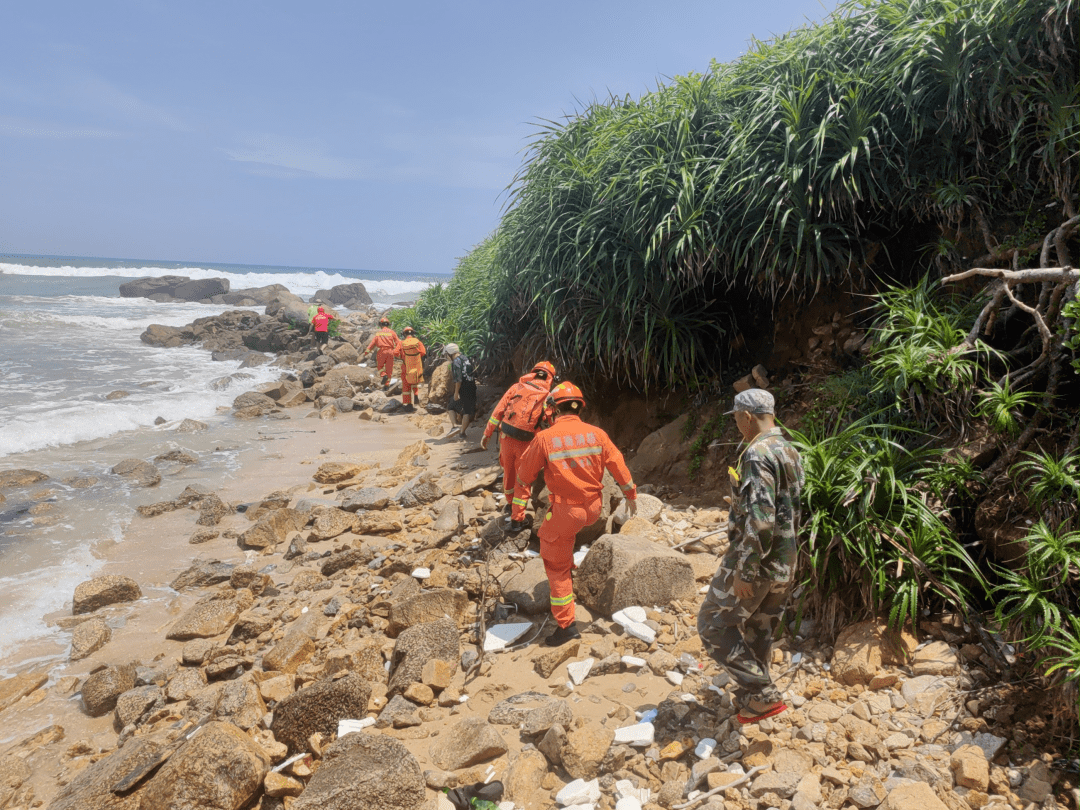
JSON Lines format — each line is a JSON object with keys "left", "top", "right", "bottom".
{"left": 483, "top": 373, "right": 552, "bottom": 442}
{"left": 399, "top": 336, "right": 426, "bottom": 384}
{"left": 512, "top": 414, "right": 636, "bottom": 517}
{"left": 366, "top": 327, "right": 401, "bottom": 354}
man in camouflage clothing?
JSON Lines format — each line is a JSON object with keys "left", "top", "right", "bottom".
{"left": 698, "top": 388, "right": 804, "bottom": 724}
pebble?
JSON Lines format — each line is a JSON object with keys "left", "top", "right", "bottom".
{"left": 695, "top": 738, "right": 717, "bottom": 759}
{"left": 665, "top": 671, "right": 684, "bottom": 686}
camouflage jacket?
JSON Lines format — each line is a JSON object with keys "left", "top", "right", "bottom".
{"left": 725, "top": 427, "right": 805, "bottom": 583}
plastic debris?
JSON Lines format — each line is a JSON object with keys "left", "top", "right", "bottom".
{"left": 665, "top": 671, "right": 684, "bottom": 686}
{"left": 572, "top": 546, "right": 589, "bottom": 567}
{"left": 613, "top": 722, "right": 655, "bottom": 747}
{"left": 337, "top": 717, "right": 375, "bottom": 737}
{"left": 621, "top": 655, "right": 646, "bottom": 668}
{"left": 695, "top": 738, "right": 717, "bottom": 759}
{"left": 615, "top": 780, "right": 651, "bottom": 803}
{"left": 611, "top": 609, "right": 656, "bottom": 644}
{"left": 483, "top": 622, "right": 533, "bottom": 652}
{"left": 556, "top": 778, "right": 601, "bottom": 806}
{"left": 567, "top": 658, "right": 595, "bottom": 686}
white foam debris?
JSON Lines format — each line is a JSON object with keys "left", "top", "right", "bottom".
{"left": 337, "top": 717, "right": 375, "bottom": 737}
{"left": 613, "top": 606, "right": 647, "bottom": 623}
{"left": 567, "top": 658, "right": 595, "bottom": 686}
{"left": 699, "top": 585, "right": 709, "bottom": 593}
{"left": 615, "top": 780, "right": 651, "bottom": 803}
{"left": 613, "top": 722, "right": 655, "bottom": 747}
{"left": 556, "top": 778, "right": 601, "bottom": 806}
{"left": 615, "top": 799, "right": 643, "bottom": 810}
{"left": 572, "top": 546, "right": 589, "bottom": 566}
{"left": 411, "top": 567, "right": 431, "bottom": 579}
{"left": 695, "top": 738, "right": 717, "bottom": 759}
{"left": 665, "top": 670, "right": 684, "bottom": 686}
{"left": 621, "top": 655, "right": 646, "bottom": 668}
{"left": 483, "top": 622, "right": 533, "bottom": 652}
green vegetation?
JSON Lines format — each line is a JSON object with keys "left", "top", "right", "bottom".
{"left": 388, "top": 235, "right": 500, "bottom": 362}
{"left": 486, "top": 0, "right": 1077, "bottom": 388}
{"left": 686, "top": 413, "right": 726, "bottom": 479}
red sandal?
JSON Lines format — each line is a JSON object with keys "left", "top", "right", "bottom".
{"left": 736, "top": 701, "right": 788, "bottom": 725}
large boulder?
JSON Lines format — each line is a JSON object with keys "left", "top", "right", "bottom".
{"left": 231, "top": 391, "right": 277, "bottom": 416}
{"left": 313, "top": 462, "right": 365, "bottom": 484}
{"left": 166, "top": 589, "right": 253, "bottom": 640}
{"left": 137, "top": 720, "right": 270, "bottom": 810}
{"left": 172, "top": 277, "right": 229, "bottom": 301}
{"left": 292, "top": 732, "right": 425, "bottom": 810}
{"left": 271, "top": 673, "right": 372, "bottom": 755}
{"left": 73, "top": 574, "right": 142, "bottom": 614}
{"left": 171, "top": 560, "right": 234, "bottom": 590}
{"left": 222, "top": 283, "right": 289, "bottom": 306}
{"left": 81, "top": 663, "right": 137, "bottom": 717}
{"left": 211, "top": 678, "right": 266, "bottom": 730}
{"left": 47, "top": 733, "right": 169, "bottom": 810}
{"left": 428, "top": 717, "right": 508, "bottom": 771}
{"left": 119, "top": 275, "right": 189, "bottom": 298}
{"left": 387, "top": 618, "right": 459, "bottom": 696}
{"left": 238, "top": 508, "right": 304, "bottom": 550}
{"left": 341, "top": 487, "right": 390, "bottom": 512}
{"left": 498, "top": 558, "right": 551, "bottom": 615}
{"left": 111, "top": 459, "right": 161, "bottom": 487}
{"left": 0, "top": 672, "right": 48, "bottom": 715}
{"left": 628, "top": 414, "right": 691, "bottom": 479}
{"left": 387, "top": 588, "right": 469, "bottom": 635}
{"left": 309, "top": 506, "right": 356, "bottom": 541}
{"left": 265, "top": 291, "right": 311, "bottom": 326}
{"left": 312, "top": 282, "right": 373, "bottom": 307}
{"left": 575, "top": 534, "right": 696, "bottom": 615}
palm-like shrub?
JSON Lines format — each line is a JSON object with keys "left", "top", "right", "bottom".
{"left": 1011, "top": 450, "right": 1080, "bottom": 528}
{"left": 976, "top": 378, "right": 1038, "bottom": 437}
{"left": 485, "top": 0, "right": 1077, "bottom": 388}
{"left": 788, "top": 417, "right": 983, "bottom": 635}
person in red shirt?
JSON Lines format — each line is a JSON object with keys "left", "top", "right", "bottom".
{"left": 364, "top": 317, "right": 401, "bottom": 390}
{"left": 481, "top": 361, "right": 556, "bottom": 510}
{"left": 311, "top": 306, "right": 335, "bottom": 346}
{"left": 512, "top": 381, "right": 638, "bottom": 645}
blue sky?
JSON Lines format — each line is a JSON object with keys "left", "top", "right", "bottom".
{"left": 1, "top": 0, "right": 834, "bottom": 275}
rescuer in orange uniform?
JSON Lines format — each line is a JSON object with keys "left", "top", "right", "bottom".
{"left": 364, "top": 317, "right": 401, "bottom": 390}
{"left": 481, "top": 361, "right": 556, "bottom": 509}
{"left": 398, "top": 327, "right": 426, "bottom": 412}
{"left": 512, "top": 382, "right": 638, "bottom": 645}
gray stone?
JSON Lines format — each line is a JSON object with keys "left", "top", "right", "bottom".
{"left": 110, "top": 458, "right": 161, "bottom": 487}
{"left": 239, "top": 508, "right": 304, "bottom": 549}
{"left": 750, "top": 770, "right": 801, "bottom": 799}
{"left": 292, "top": 732, "right": 424, "bottom": 810}
{"left": 488, "top": 691, "right": 563, "bottom": 726}
{"left": 114, "top": 684, "right": 162, "bottom": 728}
{"left": 271, "top": 673, "right": 372, "bottom": 754}
{"left": 166, "top": 589, "right": 253, "bottom": 640}
{"left": 428, "top": 717, "right": 508, "bottom": 771}
{"left": 497, "top": 558, "right": 551, "bottom": 615}
{"left": 341, "top": 487, "right": 391, "bottom": 512}
{"left": 393, "top": 475, "right": 443, "bottom": 508}
{"left": 387, "top": 618, "right": 460, "bottom": 696}
{"left": 576, "top": 533, "right": 697, "bottom": 615}
{"left": 387, "top": 588, "right": 469, "bottom": 635}
{"left": 377, "top": 694, "right": 421, "bottom": 729}
{"left": 170, "top": 560, "right": 234, "bottom": 590}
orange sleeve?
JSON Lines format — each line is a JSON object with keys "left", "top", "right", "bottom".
{"left": 512, "top": 438, "right": 547, "bottom": 519}
{"left": 483, "top": 386, "right": 516, "bottom": 441}
{"left": 366, "top": 335, "right": 377, "bottom": 351}
{"left": 602, "top": 435, "right": 637, "bottom": 500}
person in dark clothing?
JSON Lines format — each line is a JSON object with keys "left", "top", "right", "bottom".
{"left": 443, "top": 343, "right": 476, "bottom": 439}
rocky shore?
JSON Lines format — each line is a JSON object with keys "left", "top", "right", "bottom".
{"left": 0, "top": 282, "right": 1070, "bottom": 810}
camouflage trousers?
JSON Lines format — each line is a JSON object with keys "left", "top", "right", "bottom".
{"left": 697, "top": 563, "right": 792, "bottom": 705}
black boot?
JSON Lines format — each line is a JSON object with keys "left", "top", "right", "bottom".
{"left": 544, "top": 623, "right": 581, "bottom": 647}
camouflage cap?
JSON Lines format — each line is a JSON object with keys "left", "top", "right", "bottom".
{"left": 724, "top": 388, "right": 775, "bottom": 415}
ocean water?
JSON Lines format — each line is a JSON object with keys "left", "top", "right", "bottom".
{"left": 0, "top": 255, "right": 439, "bottom": 670}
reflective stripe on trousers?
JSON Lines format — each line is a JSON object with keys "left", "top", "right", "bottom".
{"left": 538, "top": 499, "right": 601, "bottom": 628}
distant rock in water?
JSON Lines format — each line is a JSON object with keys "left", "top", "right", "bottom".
{"left": 110, "top": 458, "right": 161, "bottom": 487}
{"left": 0, "top": 469, "right": 49, "bottom": 489}
{"left": 312, "top": 282, "right": 373, "bottom": 308}
{"left": 119, "top": 275, "right": 230, "bottom": 302}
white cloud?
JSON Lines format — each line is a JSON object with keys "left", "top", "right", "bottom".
{"left": 0, "top": 116, "right": 124, "bottom": 140}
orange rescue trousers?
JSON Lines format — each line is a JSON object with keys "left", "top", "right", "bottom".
{"left": 402, "top": 378, "right": 418, "bottom": 405}
{"left": 375, "top": 349, "right": 395, "bottom": 385}
{"left": 539, "top": 499, "right": 602, "bottom": 628}
{"left": 498, "top": 434, "right": 531, "bottom": 497}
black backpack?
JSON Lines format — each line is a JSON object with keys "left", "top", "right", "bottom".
{"left": 456, "top": 354, "right": 476, "bottom": 383}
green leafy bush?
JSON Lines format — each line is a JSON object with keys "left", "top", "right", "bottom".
{"left": 788, "top": 417, "right": 983, "bottom": 634}
{"left": 975, "top": 378, "right": 1037, "bottom": 437}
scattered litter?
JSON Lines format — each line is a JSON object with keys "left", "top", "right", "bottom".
{"left": 567, "top": 658, "right": 595, "bottom": 686}
{"left": 612, "top": 608, "right": 656, "bottom": 644}
{"left": 615, "top": 799, "right": 643, "bottom": 810}
{"left": 614, "top": 722, "right": 655, "bottom": 747}
{"left": 695, "top": 738, "right": 717, "bottom": 759}
{"left": 615, "top": 779, "right": 651, "bottom": 803}
{"left": 556, "top": 778, "right": 601, "bottom": 806}
{"left": 572, "top": 546, "right": 589, "bottom": 566}
{"left": 300, "top": 606, "right": 308, "bottom": 614}
{"left": 411, "top": 567, "right": 431, "bottom": 579}
{"left": 636, "top": 708, "right": 658, "bottom": 723}
{"left": 459, "top": 694, "right": 469, "bottom": 703}
{"left": 665, "top": 671, "right": 684, "bottom": 686}
{"left": 790, "top": 652, "right": 802, "bottom": 665}
{"left": 337, "top": 718, "right": 375, "bottom": 737}
{"left": 621, "top": 655, "right": 647, "bottom": 668}
{"left": 483, "top": 622, "right": 533, "bottom": 652}
{"left": 271, "top": 752, "right": 308, "bottom": 773}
